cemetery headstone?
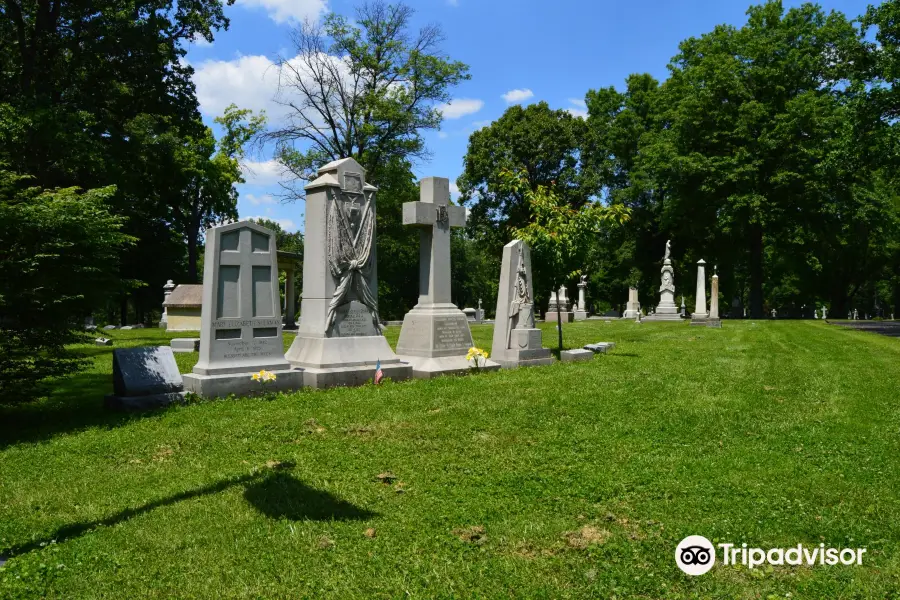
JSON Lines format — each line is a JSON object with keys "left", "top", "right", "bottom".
{"left": 645, "top": 240, "right": 682, "bottom": 321}
{"left": 574, "top": 275, "right": 589, "bottom": 321}
{"left": 707, "top": 267, "right": 722, "bottom": 328}
{"left": 561, "top": 349, "right": 593, "bottom": 362}
{"left": 105, "top": 346, "right": 186, "bottom": 410}
{"left": 95, "top": 337, "right": 112, "bottom": 346}
{"left": 475, "top": 298, "right": 485, "bottom": 322}
{"left": 284, "top": 158, "right": 412, "bottom": 387}
{"left": 680, "top": 295, "right": 687, "bottom": 318}
{"left": 690, "top": 259, "right": 708, "bottom": 326}
{"left": 159, "top": 279, "right": 176, "bottom": 328}
{"left": 546, "top": 285, "right": 574, "bottom": 323}
{"left": 120, "top": 326, "right": 133, "bottom": 330}
{"left": 103, "top": 325, "right": 117, "bottom": 330}
{"left": 171, "top": 338, "right": 201, "bottom": 353}
{"left": 822, "top": 306, "right": 828, "bottom": 319}
{"left": 183, "top": 220, "right": 304, "bottom": 397}
{"left": 622, "top": 287, "right": 641, "bottom": 319}
{"left": 395, "top": 177, "right": 498, "bottom": 377}
{"left": 491, "top": 240, "right": 553, "bottom": 368}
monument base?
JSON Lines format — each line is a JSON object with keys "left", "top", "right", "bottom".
{"left": 690, "top": 315, "right": 709, "bottom": 326}
{"left": 561, "top": 349, "right": 593, "bottom": 362}
{"left": 397, "top": 355, "right": 500, "bottom": 379}
{"left": 573, "top": 311, "right": 589, "bottom": 321}
{"left": 170, "top": 338, "right": 200, "bottom": 353}
{"left": 495, "top": 329, "right": 554, "bottom": 368}
{"left": 286, "top": 334, "right": 412, "bottom": 388}
{"left": 622, "top": 309, "right": 640, "bottom": 319}
{"left": 183, "top": 369, "right": 305, "bottom": 398}
{"left": 105, "top": 391, "right": 187, "bottom": 411}
{"left": 706, "top": 318, "right": 722, "bottom": 328}
{"left": 545, "top": 311, "right": 574, "bottom": 323}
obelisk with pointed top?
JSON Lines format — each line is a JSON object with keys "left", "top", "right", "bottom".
{"left": 691, "top": 259, "right": 708, "bottom": 326}
{"left": 396, "top": 177, "right": 499, "bottom": 377}
{"left": 707, "top": 265, "right": 721, "bottom": 328}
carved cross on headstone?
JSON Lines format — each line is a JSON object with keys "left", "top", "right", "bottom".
{"left": 402, "top": 177, "right": 466, "bottom": 306}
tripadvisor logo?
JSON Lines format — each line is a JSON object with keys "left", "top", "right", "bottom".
{"left": 675, "top": 536, "right": 867, "bottom": 576}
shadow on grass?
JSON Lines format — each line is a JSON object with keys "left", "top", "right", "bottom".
{"left": 1, "top": 466, "right": 375, "bottom": 561}
{"left": 0, "top": 371, "right": 158, "bottom": 450}
{"left": 244, "top": 472, "right": 377, "bottom": 521}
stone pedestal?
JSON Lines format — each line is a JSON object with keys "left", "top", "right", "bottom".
{"left": 706, "top": 271, "right": 721, "bottom": 327}
{"left": 183, "top": 220, "right": 304, "bottom": 397}
{"left": 491, "top": 241, "right": 553, "bottom": 369}
{"left": 159, "top": 279, "right": 176, "bottom": 328}
{"left": 396, "top": 177, "right": 498, "bottom": 378}
{"left": 644, "top": 256, "right": 682, "bottom": 322}
{"left": 622, "top": 287, "right": 641, "bottom": 319}
{"left": 284, "top": 158, "right": 412, "bottom": 387}
{"left": 573, "top": 278, "right": 589, "bottom": 320}
{"left": 546, "top": 285, "right": 574, "bottom": 323}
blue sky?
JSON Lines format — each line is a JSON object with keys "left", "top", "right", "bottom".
{"left": 186, "top": 0, "right": 873, "bottom": 233}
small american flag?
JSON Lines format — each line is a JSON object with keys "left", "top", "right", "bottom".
{"left": 374, "top": 359, "right": 384, "bottom": 385}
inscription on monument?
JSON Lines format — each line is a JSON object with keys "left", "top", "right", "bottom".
{"left": 433, "top": 316, "right": 470, "bottom": 350}
{"left": 333, "top": 301, "right": 379, "bottom": 337}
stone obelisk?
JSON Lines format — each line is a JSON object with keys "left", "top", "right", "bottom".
{"left": 707, "top": 266, "right": 721, "bottom": 328}
{"left": 691, "top": 259, "right": 708, "bottom": 326}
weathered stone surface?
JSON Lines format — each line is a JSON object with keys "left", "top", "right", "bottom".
{"left": 395, "top": 177, "right": 498, "bottom": 378}
{"left": 622, "top": 287, "right": 640, "bottom": 319}
{"left": 561, "top": 349, "right": 594, "bottom": 362}
{"left": 284, "top": 157, "right": 411, "bottom": 387}
{"left": 584, "top": 342, "right": 616, "bottom": 354}
{"left": 105, "top": 346, "right": 187, "bottom": 410}
{"left": 171, "top": 337, "right": 200, "bottom": 353}
{"left": 645, "top": 240, "right": 682, "bottom": 322}
{"left": 183, "top": 220, "right": 303, "bottom": 396}
{"left": 491, "top": 240, "right": 553, "bottom": 369}
{"left": 95, "top": 337, "right": 112, "bottom": 346}
{"left": 103, "top": 325, "right": 117, "bottom": 330}
{"left": 692, "top": 259, "right": 708, "bottom": 323}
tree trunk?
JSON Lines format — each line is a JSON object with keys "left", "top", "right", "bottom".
{"left": 555, "top": 289, "right": 563, "bottom": 354}
{"left": 748, "top": 224, "right": 764, "bottom": 318}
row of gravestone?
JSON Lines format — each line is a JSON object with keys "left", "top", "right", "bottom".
{"left": 108, "top": 158, "right": 575, "bottom": 409}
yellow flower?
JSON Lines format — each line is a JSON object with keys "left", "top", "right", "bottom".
{"left": 252, "top": 370, "right": 277, "bottom": 383}
{"left": 251, "top": 372, "right": 261, "bottom": 381}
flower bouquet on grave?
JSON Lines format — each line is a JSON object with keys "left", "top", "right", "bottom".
{"left": 251, "top": 369, "right": 277, "bottom": 397}
{"left": 465, "top": 347, "right": 490, "bottom": 373}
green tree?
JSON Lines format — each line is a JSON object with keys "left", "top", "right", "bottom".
{"left": 265, "top": 0, "right": 470, "bottom": 196}
{"left": 0, "top": 169, "right": 134, "bottom": 404}
{"left": 499, "top": 167, "right": 630, "bottom": 352}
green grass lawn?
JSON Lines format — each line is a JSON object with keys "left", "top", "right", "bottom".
{"left": 2, "top": 320, "right": 899, "bottom": 598}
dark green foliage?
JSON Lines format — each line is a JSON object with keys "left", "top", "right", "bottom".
{"left": 0, "top": 170, "right": 134, "bottom": 404}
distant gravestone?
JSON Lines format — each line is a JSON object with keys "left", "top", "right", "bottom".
{"left": 183, "top": 220, "right": 303, "bottom": 397}
{"left": 103, "top": 325, "right": 117, "bottom": 330}
{"left": 395, "top": 177, "right": 498, "bottom": 377}
{"left": 644, "top": 240, "right": 681, "bottom": 321}
{"left": 95, "top": 337, "right": 112, "bottom": 346}
{"left": 622, "top": 287, "right": 640, "bottom": 319}
{"left": 690, "top": 259, "right": 708, "bottom": 326}
{"left": 491, "top": 240, "right": 553, "bottom": 369}
{"left": 105, "top": 346, "right": 186, "bottom": 410}
{"left": 561, "top": 348, "right": 594, "bottom": 362}
{"left": 284, "top": 158, "right": 412, "bottom": 387}
{"left": 574, "top": 276, "right": 589, "bottom": 321}
{"left": 707, "top": 268, "right": 722, "bottom": 328}
{"left": 546, "top": 285, "right": 574, "bottom": 323}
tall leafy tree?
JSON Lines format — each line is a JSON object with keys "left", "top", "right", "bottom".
{"left": 265, "top": 0, "right": 470, "bottom": 195}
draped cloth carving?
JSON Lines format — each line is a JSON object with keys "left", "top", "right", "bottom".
{"left": 325, "top": 187, "right": 383, "bottom": 334}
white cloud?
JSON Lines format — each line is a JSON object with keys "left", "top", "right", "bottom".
{"left": 471, "top": 119, "right": 493, "bottom": 129}
{"left": 244, "top": 193, "right": 277, "bottom": 205}
{"left": 449, "top": 182, "right": 460, "bottom": 199}
{"left": 190, "top": 33, "right": 213, "bottom": 47}
{"left": 243, "top": 215, "right": 298, "bottom": 232}
{"left": 194, "top": 55, "right": 282, "bottom": 118}
{"left": 437, "top": 98, "right": 484, "bottom": 119}
{"left": 241, "top": 160, "right": 287, "bottom": 186}
{"left": 235, "top": 0, "right": 327, "bottom": 25}
{"left": 502, "top": 88, "right": 534, "bottom": 104}
{"left": 566, "top": 107, "right": 588, "bottom": 119}
{"left": 437, "top": 131, "right": 449, "bottom": 139}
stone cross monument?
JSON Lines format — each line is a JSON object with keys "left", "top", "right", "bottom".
{"left": 491, "top": 240, "right": 553, "bottom": 368}
{"left": 395, "top": 177, "right": 498, "bottom": 377}
{"left": 691, "top": 259, "right": 708, "bottom": 326}
{"left": 645, "top": 240, "right": 682, "bottom": 321}
{"left": 285, "top": 157, "right": 412, "bottom": 387}
{"left": 183, "top": 220, "right": 303, "bottom": 397}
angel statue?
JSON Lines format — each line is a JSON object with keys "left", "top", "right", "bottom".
{"left": 664, "top": 239, "right": 672, "bottom": 260}
{"left": 325, "top": 189, "right": 382, "bottom": 334}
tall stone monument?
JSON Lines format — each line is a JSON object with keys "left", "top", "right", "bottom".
{"left": 491, "top": 240, "right": 554, "bottom": 369}
{"left": 574, "top": 275, "right": 589, "bottom": 321}
{"left": 395, "top": 177, "right": 498, "bottom": 377}
{"left": 546, "top": 285, "right": 574, "bottom": 323}
{"left": 622, "top": 287, "right": 641, "bottom": 319}
{"left": 707, "top": 266, "right": 721, "bottom": 328}
{"left": 159, "top": 279, "right": 176, "bottom": 328}
{"left": 691, "top": 259, "right": 708, "bottom": 326}
{"left": 645, "top": 240, "right": 682, "bottom": 321}
{"left": 183, "top": 220, "right": 304, "bottom": 397}
{"left": 284, "top": 158, "right": 412, "bottom": 387}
